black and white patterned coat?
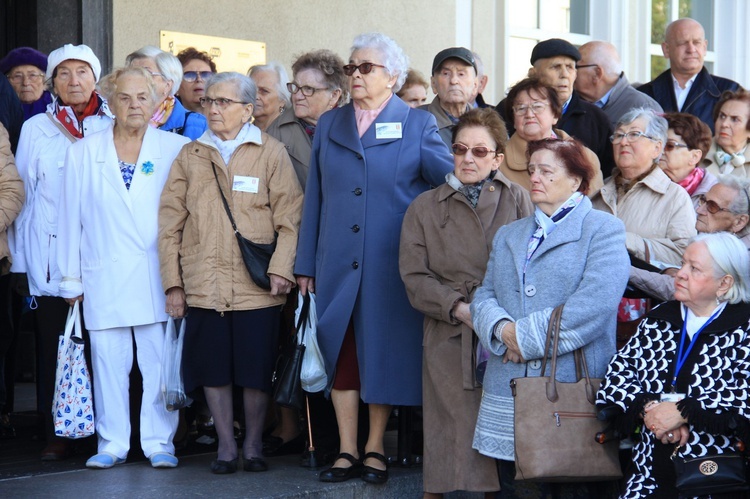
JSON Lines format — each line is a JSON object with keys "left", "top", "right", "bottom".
{"left": 597, "top": 300, "right": 750, "bottom": 498}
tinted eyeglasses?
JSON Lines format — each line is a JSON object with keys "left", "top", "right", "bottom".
{"left": 342, "top": 62, "right": 386, "bottom": 76}
{"left": 451, "top": 144, "right": 496, "bottom": 158}
{"left": 199, "top": 97, "right": 248, "bottom": 109}
{"left": 663, "top": 141, "right": 689, "bottom": 152}
{"left": 183, "top": 71, "right": 213, "bottom": 82}
{"left": 697, "top": 194, "right": 732, "bottom": 214}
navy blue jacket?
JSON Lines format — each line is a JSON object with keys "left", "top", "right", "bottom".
{"left": 638, "top": 67, "right": 741, "bottom": 133}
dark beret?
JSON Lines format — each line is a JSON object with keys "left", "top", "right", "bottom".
{"left": 530, "top": 39, "right": 580, "bottom": 65}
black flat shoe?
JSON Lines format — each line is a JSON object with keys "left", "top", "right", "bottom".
{"left": 210, "top": 457, "right": 238, "bottom": 474}
{"left": 243, "top": 457, "right": 268, "bottom": 472}
{"left": 361, "top": 451, "right": 388, "bottom": 484}
{"left": 263, "top": 434, "right": 305, "bottom": 456}
{"left": 318, "top": 452, "right": 363, "bottom": 482}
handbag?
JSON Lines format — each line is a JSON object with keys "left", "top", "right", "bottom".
{"left": 52, "top": 301, "right": 95, "bottom": 439}
{"left": 674, "top": 450, "right": 749, "bottom": 496}
{"left": 511, "top": 305, "right": 622, "bottom": 482}
{"left": 211, "top": 162, "right": 276, "bottom": 290}
{"left": 272, "top": 292, "right": 312, "bottom": 410}
{"left": 161, "top": 317, "right": 192, "bottom": 411}
{"left": 298, "top": 291, "right": 326, "bottom": 393}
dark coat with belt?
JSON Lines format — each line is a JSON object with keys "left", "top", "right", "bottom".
{"left": 637, "top": 67, "right": 741, "bottom": 133}
{"left": 294, "top": 96, "right": 453, "bottom": 405}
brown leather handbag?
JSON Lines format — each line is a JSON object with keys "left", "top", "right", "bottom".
{"left": 511, "top": 305, "right": 622, "bottom": 482}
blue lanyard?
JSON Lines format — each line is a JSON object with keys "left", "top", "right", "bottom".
{"left": 671, "top": 305, "right": 722, "bottom": 389}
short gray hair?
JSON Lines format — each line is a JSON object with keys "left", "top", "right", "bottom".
{"left": 615, "top": 107, "right": 668, "bottom": 160}
{"left": 472, "top": 51, "right": 485, "bottom": 79}
{"left": 351, "top": 32, "right": 409, "bottom": 92}
{"left": 716, "top": 175, "right": 750, "bottom": 215}
{"left": 247, "top": 61, "right": 291, "bottom": 107}
{"left": 206, "top": 72, "right": 257, "bottom": 107}
{"left": 125, "top": 46, "right": 183, "bottom": 96}
{"left": 693, "top": 232, "right": 750, "bottom": 304}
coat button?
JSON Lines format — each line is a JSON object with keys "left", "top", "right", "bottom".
{"left": 489, "top": 185, "right": 495, "bottom": 192}
{"left": 355, "top": 153, "right": 363, "bottom": 160}
{"left": 351, "top": 261, "right": 359, "bottom": 269}
{"left": 524, "top": 284, "right": 536, "bottom": 297}
{"left": 226, "top": 303, "right": 230, "bottom": 308}
{"left": 351, "top": 224, "right": 360, "bottom": 233}
{"left": 353, "top": 188, "right": 362, "bottom": 196}
{"left": 528, "top": 359, "right": 542, "bottom": 370}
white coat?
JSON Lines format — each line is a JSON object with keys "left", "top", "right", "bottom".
{"left": 57, "top": 126, "right": 189, "bottom": 331}
{"left": 10, "top": 107, "right": 113, "bottom": 296}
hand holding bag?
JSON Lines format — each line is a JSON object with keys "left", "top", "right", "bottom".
{"left": 298, "top": 291, "right": 326, "bottom": 393}
{"left": 272, "top": 292, "right": 312, "bottom": 410}
{"left": 161, "top": 317, "right": 192, "bottom": 411}
{"left": 52, "top": 301, "right": 95, "bottom": 439}
{"left": 511, "top": 305, "right": 622, "bottom": 482}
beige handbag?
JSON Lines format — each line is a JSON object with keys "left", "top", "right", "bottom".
{"left": 511, "top": 305, "right": 622, "bottom": 482}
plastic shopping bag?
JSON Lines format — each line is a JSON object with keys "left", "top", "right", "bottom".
{"left": 161, "top": 317, "right": 192, "bottom": 411}
{"left": 298, "top": 292, "right": 326, "bottom": 392}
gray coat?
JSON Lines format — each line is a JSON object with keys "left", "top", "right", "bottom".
{"left": 600, "top": 73, "right": 663, "bottom": 129}
{"left": 470, "top": 196, "right": 629, "bottom": 460}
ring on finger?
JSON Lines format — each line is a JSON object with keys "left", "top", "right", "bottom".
{"left": 668, "top": 432, "right": 674, "bottom": 439}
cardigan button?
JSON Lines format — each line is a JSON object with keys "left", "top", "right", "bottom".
{"left": 353, "top": 188, "right": 362, "bottom": 196}
{"left": 351, "top": 224, "right": 360, "bottom": 233}
{"left": 351, "top": 261, "right": 359, "bottom": 269}
{"left": 524, "top": 284, "right": 536, "bottom": 297}
{"left": 528, "top": 359, "right": 542, "bottom": 370}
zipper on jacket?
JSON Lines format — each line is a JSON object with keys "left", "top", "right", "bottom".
{"left": 46, "top": 234, "right": 55, "bottom": 283}
{"left": 553, "top": 411, "right": 596, "bottom": 427}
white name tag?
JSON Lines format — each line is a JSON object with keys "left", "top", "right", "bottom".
{"left": 233, "top": 175, "right": 259, "bottom": 193}
{"left": 660, "top": 393, "right": 685, "bottom": 402}
{"left": 375, "top": 122, "right": 402, "bottom": 139}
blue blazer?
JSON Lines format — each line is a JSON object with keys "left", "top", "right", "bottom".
{"left": 295, "top": 96, "right": 453, "bottom": 404}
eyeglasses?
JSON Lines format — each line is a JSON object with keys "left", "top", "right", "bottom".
{"left": 664, "top": 141, "right": 689, "bottom": 152}
{"left": 287, "top": 82, "right": 329, "bottom": 96}
{"left": 451, "top": 144, "right": 496, "bottom": 158}
{"left": 199, "top": 97, "right": 248, "bottom": 109}
{"left": 183, "top": 71, "right": 213, "bottom": 82}
{"left": 342, "top": 62, "right": 386, "bottom": 76}
{"left": 512, "top": 102, "right": 548, "bottom": 116}
{"left": 575, "top": 64, "right": 598, "bottom": 70}
{"left": 697, "top": 194, "right": 732, "bottom": 214}
{"left": 610, "top": 131, "right": 658, "bottom": 144}
{"left": 7, "top": 72, "right": 45, "bottom": 83}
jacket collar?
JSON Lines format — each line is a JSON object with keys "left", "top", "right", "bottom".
{"left": 193, "top": 123, "right": 263, "bottom": 159}
{"left": 529, "top": 195, "right": 591, "bottom": 261}
{"left": 651, "top": 67, "right": 719, "bottom": 109}
{"left": 648, "top": 300, "right": 750, "bottom": 335}
{"left": 425, "top": 96, "right": 467, "bottom": 130}
{"left": 436, "top": 170, "right": 515, "bottom": 203}
{"left": 328, "top": 96, "right": 410, "bottom": 153}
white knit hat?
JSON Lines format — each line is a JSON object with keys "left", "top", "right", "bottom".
{"left": 46, "top": 44, "right": 102, "bottom": 82}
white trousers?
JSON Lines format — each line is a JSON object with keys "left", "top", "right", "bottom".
{"left": 89, "top": 322, "right": 177, "bottom": 458}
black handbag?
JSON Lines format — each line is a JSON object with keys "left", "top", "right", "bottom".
{"left": 272, "top": 293, "right": 312, "bottom": 410}
{"left": 211, "top": 162, "right": 276, "bottom": 290}
{"left": 674, "top": 450, "right": 749, "bottom": 496}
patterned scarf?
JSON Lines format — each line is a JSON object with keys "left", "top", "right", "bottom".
{"left": 52, "top": 92, "right": 106, "bottom": 139}
{"left": 614, "top": 164, "right": 656, "bottom": 198}
{"left": 525, "top": 192, "right": 584, "bottom": 270}
{"left": 300, "top": 119, "right": 316, "bottom": 139}
{"left": 150, "top": 96, "right": 175, "bottom": 129}
{"left": 118, "top": 160, "right": 136, "bottom": 190}
{"left": 677, "top": 167, "right": 705, "bottom": 196}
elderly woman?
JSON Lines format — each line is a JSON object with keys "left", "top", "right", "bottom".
{"left": 630, "top": 176, "right": 750, "bottom": 304}
{"left": 295, "top": 32, "right": 453, "bottom": 485}
{"left": 176, "top": 47, "right": 216, "bottom": 114}
{"left": 266, "top": 49, "right": 347, "bottom": 190}
{"left": 659, "top": 112, "right": 716, "bottom": 208}
{"left": 396, "top": 68, "right": 429, "bottom": 108}
{"left": 471, "top": 138, "right": 629, "bottom": 497}
{"left": 704, "top": 89, "right": 750, "bottom": 177}
{"left": 248, "top": 62, "right": 290, "bottom": 131}
{"left": 0, "top": 47, "right": 53, "bottom": 120}
{"left": 56, "top": 66, "right": 190, "bottom": 469}
{"left": 599, "top": 232, "right": 750, "bottom": 499}
{"left": 159, "top": 72, "right": 302, "bottom": 474}
{"left": 499, "top": 78, "right": 603, "bottom": 194}
{"left": 400, "top": 108, "right": 532, "bottom": 497}
{"left": 11, "top": 44, "right": 113, "bottom": 461}
{"left": 126, "top": 46, "right": 207, "bottom": 139}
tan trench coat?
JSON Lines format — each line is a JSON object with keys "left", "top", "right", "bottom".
{"left": 0, "top": 123, "right": 24, "bottom": 274}
{"left": 399, "top": 173, "right": 532, "bottom": 493}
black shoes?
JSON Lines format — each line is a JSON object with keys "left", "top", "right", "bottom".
{"left": 262, "top": 434, "right": 305, "bottom": 456}
{"left": 210, "top": 458, "right": 238, "bottom": 474}
{"left": 318, "top": 452, "right": 364, "bottom": 482}
{"left": 243, "top": 457, "right": 269, "bottom": 472}
{"left": 361, "top": 452, "right": 388, "bottom": 484}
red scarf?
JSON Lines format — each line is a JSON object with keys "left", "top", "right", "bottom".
{"left": 54, "top": 92, "right": 103, "bottom": 139}
{"left": 677, "top": 167, "right": 705, "bottom": 196}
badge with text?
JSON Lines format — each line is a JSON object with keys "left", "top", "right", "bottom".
{"left": 375, "top": 122, "right": 402, "bottom": 139}
{"left": 233, "top": 175, "right": 259, "bottom": 193}
{"left": 660, "top": 393, "right": 685, "bottom": 403}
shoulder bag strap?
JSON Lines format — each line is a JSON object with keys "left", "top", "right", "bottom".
{"left": 45, "top": 111, "right": 77, "bottom": 144}
{"left": 211, "top": 162, "right": 240, "bottom": 234}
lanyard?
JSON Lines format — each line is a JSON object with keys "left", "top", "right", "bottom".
{"left": 671, "top": 305, "right": 722, "bottom": 389}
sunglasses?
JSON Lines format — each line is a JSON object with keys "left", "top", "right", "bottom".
{"left": 697, "top": 194, "right": 731, "bottom": 214}
{"left": 451, "top": 144, "right": 496, "bottom": 158}
{"left": 664, "top": 141, "right": 689, "bottom": 152}
{"left": 342, "top": 62, "right": 386, "bottom": 76}
{"left": 183, "top": 71, "right": 213, "bottom": 82}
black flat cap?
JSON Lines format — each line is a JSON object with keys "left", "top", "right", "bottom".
{"left": 432, "top": 47, "right": 476, "bottom": 74}
{"left": 530, "top": 39, "right": 580, "bottom": 65}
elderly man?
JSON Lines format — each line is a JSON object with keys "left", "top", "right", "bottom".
{"left": 575, "top": 41, "right": 662, "bottom": 128}
{"left": 630, "top": 176, "right": 750, "bottom": 302}
{"left": 638, "top": 18, "right": 741, "bottom": 133}
{"left": 420, "top": 47, "right": 478, "bottom": 146}
{"left": 496, "top": 38, "right": 614, "bottom": 177}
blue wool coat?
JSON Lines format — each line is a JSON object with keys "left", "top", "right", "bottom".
{"left": 470, "top": 197, "right": 629, "bottom": 460}
{"left": 294, "top": 96, "right": 453, "bottom": 405}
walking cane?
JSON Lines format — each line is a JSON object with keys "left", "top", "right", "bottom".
{"left": 305, "top": 395, "right": 319, "bottom": 468}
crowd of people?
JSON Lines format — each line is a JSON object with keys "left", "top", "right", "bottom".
{"left": 0, "top": 15, "right": 749, "bottom": 499}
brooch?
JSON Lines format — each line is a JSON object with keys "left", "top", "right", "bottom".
{"left": 141, "top": 161, "right": 154, "bottom": 176}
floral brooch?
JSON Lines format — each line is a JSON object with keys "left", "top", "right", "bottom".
{"left": 141, "top": 161, "right": 154, "bottom": 176}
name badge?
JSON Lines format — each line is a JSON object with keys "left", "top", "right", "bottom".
{"left": 375, "top": 122, "right": 402, "bottom": 139}
{"left": 233, "top": 175, "right": 259, "bottom": 193}
{"left": 660, "top": 393, "right": 685, "bottom": 403}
